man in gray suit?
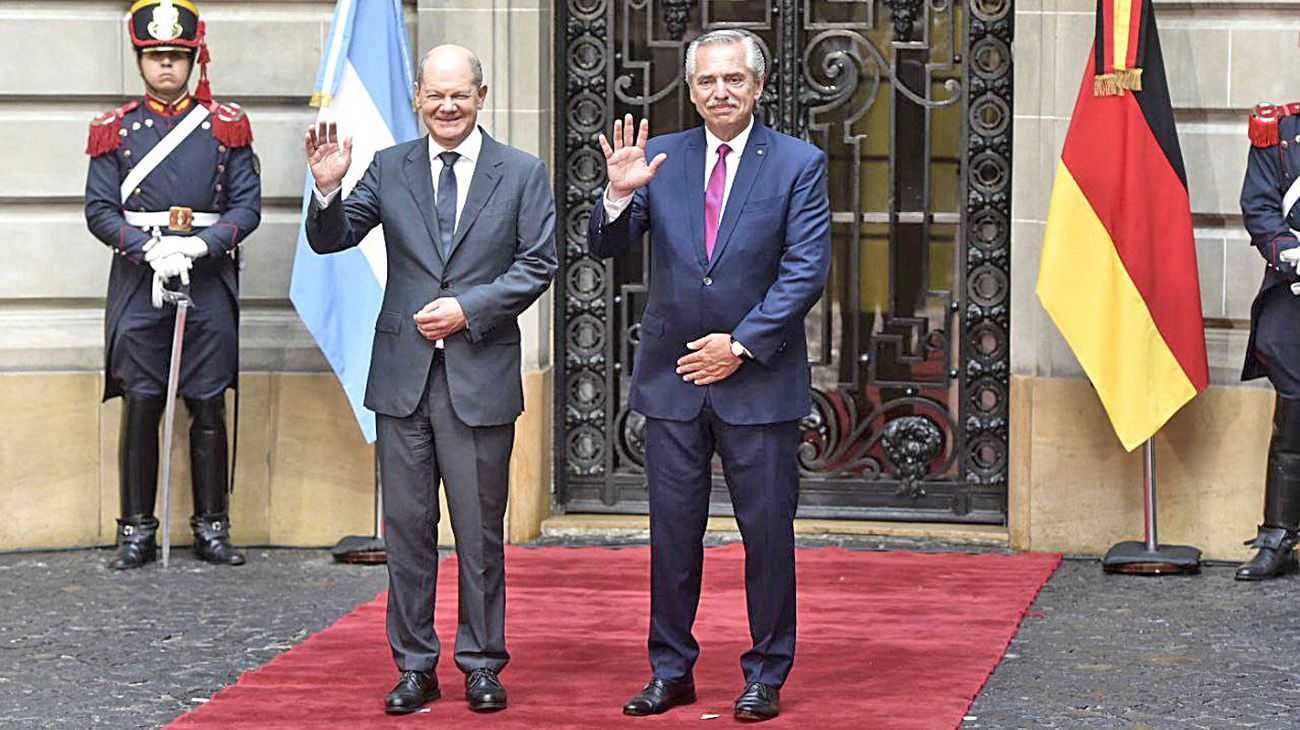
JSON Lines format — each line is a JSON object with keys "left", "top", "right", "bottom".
{"left": 302, "top": 44, "right": 556, "bottom": 715}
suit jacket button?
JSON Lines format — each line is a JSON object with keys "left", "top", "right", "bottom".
{"left": 703, "top": 276, "right": 713, "bottom": 286}
{"left": 441, "top": 281, "right": 451, "bottom": 289}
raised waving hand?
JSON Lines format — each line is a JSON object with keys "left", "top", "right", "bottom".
{"left": 304, "top": 121, "right": 353, "bottom": 197}
{"left": 599, "top": 114, "right": 667, "bottom": 199}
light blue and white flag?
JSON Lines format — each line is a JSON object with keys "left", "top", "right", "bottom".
{"left": 290, "top": 0, "right": 419, "bottom": 442}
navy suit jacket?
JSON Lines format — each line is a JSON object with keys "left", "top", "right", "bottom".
{"left": 1242, "top": 113, "right": 1300, "bottom": 382}
{"left": 306, "top": 130, "right": 557, "bottom": 426}
{"left": 587, "top": 120, "right": 831, "bottom": 425}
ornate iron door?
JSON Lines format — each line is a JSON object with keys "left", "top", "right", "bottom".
{"left": 555, "top": 0, "right": 1012, "bottom": 522}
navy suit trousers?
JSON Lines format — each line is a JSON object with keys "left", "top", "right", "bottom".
{"left": 645, "top": 398, "right": 800, "bottom": 688}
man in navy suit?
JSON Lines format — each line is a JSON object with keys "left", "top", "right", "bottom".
{"left": 588, "top": 29, "right": 831, "bottom": 722}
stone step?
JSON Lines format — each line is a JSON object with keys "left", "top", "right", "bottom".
{"left": 540, "top": 514, "right": 1010, "bottom": 547}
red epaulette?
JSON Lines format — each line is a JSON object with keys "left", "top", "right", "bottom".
{"left": 1249, "top": 102, "right": 1300, "bottom": 148}
{"left": 85, "top": 100, "right": 140, "bottom": 157}
{"left": 207, "top": 101, "right": 254, "bottom": 149}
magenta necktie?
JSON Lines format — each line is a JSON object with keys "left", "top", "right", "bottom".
{"left": 704, "top": 143, "right": 731, "bottom": 260}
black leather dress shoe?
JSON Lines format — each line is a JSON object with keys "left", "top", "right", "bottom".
{"left": 466, "top": 668, "right": 507, "bottom": 712}
{"left": 734, "top": 682, "right": 780, "bottom": 721}
{"left": 623, "top": 677, "right": 696, "bottom": 716}
{"left": 384, "top": 670, "right": 440, "bottom": 714}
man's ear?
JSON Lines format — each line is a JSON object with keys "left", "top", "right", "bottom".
{"left": 477, "top": 85, "right": 489, "bottom": 109}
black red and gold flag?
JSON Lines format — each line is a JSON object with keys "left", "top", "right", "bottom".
{"left": 1036, "top": 0, "right": 1208, "bottom": 451}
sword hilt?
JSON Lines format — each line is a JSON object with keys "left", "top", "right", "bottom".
{"left": 159, "top": 279, "right": 193, "bottom": 308}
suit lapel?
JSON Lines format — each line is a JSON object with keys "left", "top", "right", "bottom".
{"left": 445, "top": 129, "right": 504, "bottom": 263}
{"left": 706, "top": 121, "right": 769, "bottom": 275}
{"left": 403, "top": 138, "right": 446, "bottom": 265}
{"left": 681, "top": 128, "right": 708, "bottom": 269}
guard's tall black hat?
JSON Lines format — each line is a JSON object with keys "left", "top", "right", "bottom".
{"left": 128, "top": 0, "right": 203, "bottom": 53}
{"left": 127, "top": 0, "right": 215, "bottom": 104}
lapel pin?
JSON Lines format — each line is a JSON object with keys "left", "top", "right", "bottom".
{"left": 756, "top": 149, "right": 764, "bottom": 155}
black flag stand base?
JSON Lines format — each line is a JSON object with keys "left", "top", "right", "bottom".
{"left": 330, "top": 534, "right": 387, "bottom": 564}
{"left": 1102, "top": 437, "right": 1201, "bottom": 575}
{"left": 1102, "top": 541, "right": 1201, "bottom": 574}
{"left": 331, "top": 450, "right": 387, "bottom": 565}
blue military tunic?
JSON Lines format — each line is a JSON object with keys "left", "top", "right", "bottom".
{"left": 1242, "top": 102, "right": 1300, "bottom": 394}
{"left": 84, "top": 94, "right": 260, "bottom": 401}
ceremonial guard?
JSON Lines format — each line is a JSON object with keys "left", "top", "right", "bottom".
{"left": 1238, "top": 101, "right": 1300, "bottom": 580}
{"left": 84, "top": 0, "right": 260, "bottom": 570}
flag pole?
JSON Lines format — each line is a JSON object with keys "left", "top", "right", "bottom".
{"left": 1102, "top": 436, "right": 1201, "bottom": 574}
{"left": 1143, "top": 437, "right": 1157, "bottom": 552}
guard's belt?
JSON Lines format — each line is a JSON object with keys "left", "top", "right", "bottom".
{"left": 124, "top": 210, "right": 220, "bottom": 228}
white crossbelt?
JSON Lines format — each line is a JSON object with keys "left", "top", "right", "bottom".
{"left": 119, "top": 105, "right": 212, "bottom": 204}
{"left": 123, "top": 210, "right": 220, "bottom": 228}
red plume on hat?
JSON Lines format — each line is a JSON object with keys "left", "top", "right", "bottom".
{"left": 194, "top": 20, "right": 212, "bottom": 104}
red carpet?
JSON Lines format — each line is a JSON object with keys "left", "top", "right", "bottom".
{"left": 168, "top": 544, "right": 1060, "bottom": 729}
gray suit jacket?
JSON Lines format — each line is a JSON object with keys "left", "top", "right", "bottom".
{"left": 305, "top": 129, "right": 557, "bottom": 427}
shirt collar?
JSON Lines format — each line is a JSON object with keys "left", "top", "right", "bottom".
{"left": 429, "top": 126, "right": 483, "bottom": 166}
{"left": 705, "top": 117, "right": 754, "bottom": 160}
{"left": 144, "top": 93, "right": 194, "bottom": 117}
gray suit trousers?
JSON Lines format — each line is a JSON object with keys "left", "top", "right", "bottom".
{"left": 377, "top": 353, "right": 514, "bottom": 674}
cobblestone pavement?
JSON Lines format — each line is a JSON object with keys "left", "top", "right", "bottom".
{"left": 965, "top": 559, "right": 1300, "bottom": 730}
{"left": 0, "top": 548, "right": 389, "bottom": 729}
{"left": 2, "top": 545, "right": 1298, "bottom": 729}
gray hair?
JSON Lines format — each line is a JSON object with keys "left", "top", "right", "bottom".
{"left": 684, "top": 30, "right": 766, "bottom": 84}
{"left": 417, "top": 45, "right": 483, "bottom": 87}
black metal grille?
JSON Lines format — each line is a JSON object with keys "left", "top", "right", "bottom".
{"left": 554, "top": 0, "right": 1012, "bottom": 522}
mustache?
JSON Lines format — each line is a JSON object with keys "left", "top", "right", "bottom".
{"left": 707, "top": 100, "right": 738, "bottom": 109}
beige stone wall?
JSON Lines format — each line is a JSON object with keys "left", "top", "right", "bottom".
{"left": 0, "top": 370, "right": 551, "bottom": 551}
{"left": 0, "top": 1, "right": 558, "bottom": 551}
{"left": 1011, "top": 0, "right": 1300, "bottom": 557}
{"left": 11, "top": 0, "right": 1285, "bottom": 558}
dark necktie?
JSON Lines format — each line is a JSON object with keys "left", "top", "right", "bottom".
{"left": 436, "top": 150, "right": 460, "bottom": 257}
{"left": 704, "top": 143, "right": 731, "bottom": 260}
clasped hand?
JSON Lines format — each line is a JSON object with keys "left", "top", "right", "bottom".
{"left": 144, "top": 235, "right": 207, "bottom": 263}
{"left": 676, "top": 333, "right": 742, "bottom": 386}
{"left": 414, "top": 298, "right": 467, "bottom": 342}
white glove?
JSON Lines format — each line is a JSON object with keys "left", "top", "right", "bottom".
{"left": 144, "top": 235, "right": 208, "bottom": 262}
{"left": 150, "top": 252, "right": 192, "bottom": 283}
{"left": 151, "top": 273, "right": 166, "bottom": 309}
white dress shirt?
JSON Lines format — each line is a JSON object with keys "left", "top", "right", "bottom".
{"left": 427, "top": 126, "right": 482, "bottom": 230}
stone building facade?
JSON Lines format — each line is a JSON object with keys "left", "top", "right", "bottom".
{"left": 0, "top": 0, "right": 1295, "bottom": 559}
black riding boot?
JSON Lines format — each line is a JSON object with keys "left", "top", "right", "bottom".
{"left": 187, "top": 396, "right": 244, "bottom": 566}
{"left": 109, "top": 395, "right": 165, "bottom": 570}
{"left": 1237, "top": 395, "right": 1300, "bottom": 581}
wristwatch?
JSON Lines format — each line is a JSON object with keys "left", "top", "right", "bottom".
{"left": 730, "top": 337, "right": 750, "bottom": 360}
